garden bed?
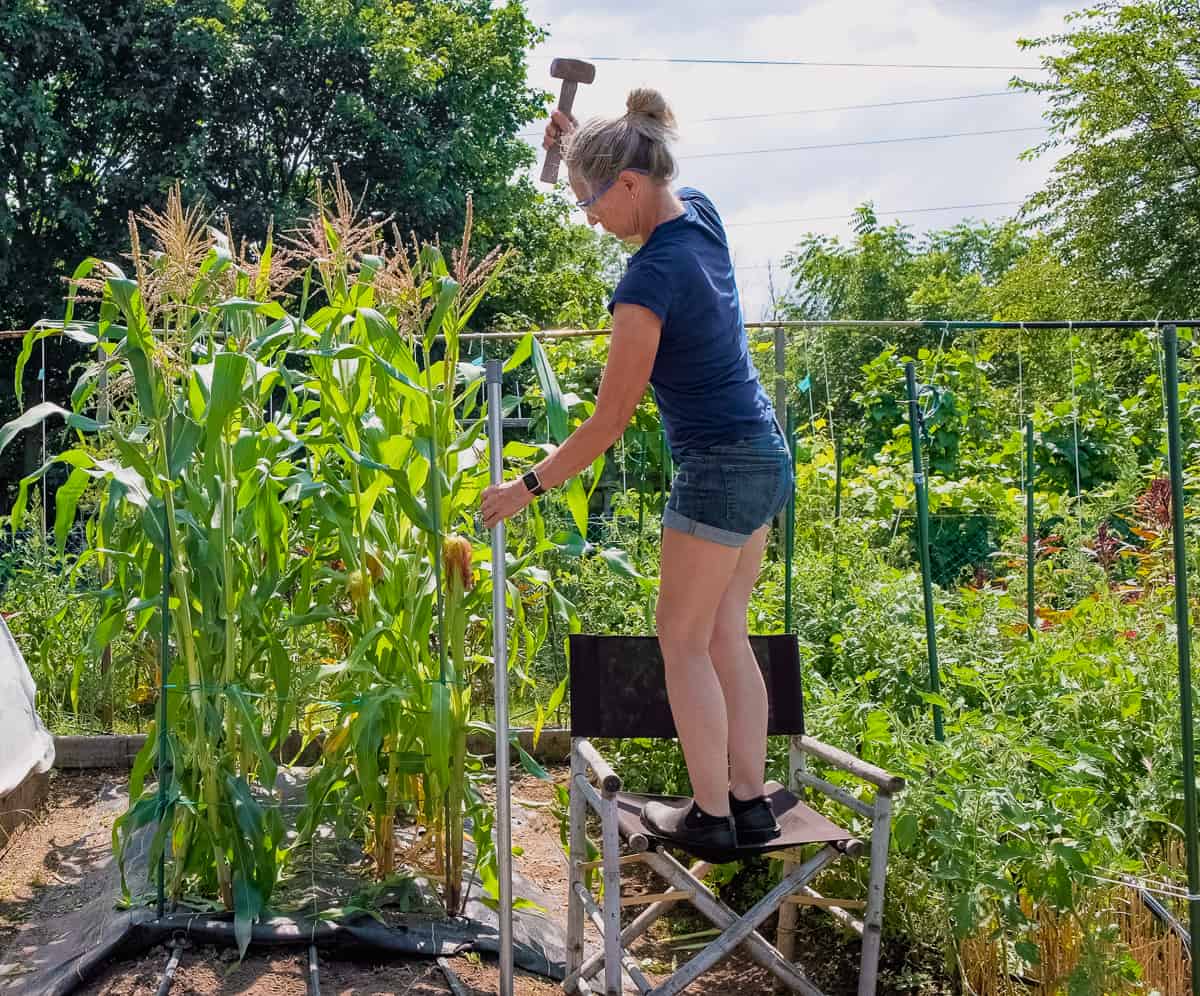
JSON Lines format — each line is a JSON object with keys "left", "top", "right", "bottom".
{"left": 0, "top": 767, "right": 947, "bottom": 995}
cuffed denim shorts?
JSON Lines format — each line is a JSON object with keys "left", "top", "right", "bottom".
{"left": 662, "top": 425, "right": 794, "bottom": 548}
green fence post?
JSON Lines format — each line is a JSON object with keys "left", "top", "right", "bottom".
{"left": 1163, "top": 323, "right": 1200, "bottom": 981}
{"left": 660, "top": 427, "right": 672, "bottom": 499}
{"left": 784, "top": 404, "right": 796, "bottom": 634}
{"left": 1026, "top": 418, "right": 1035, "bottom": 640}
{"left": 636, "top": 430, "right": 645, "bottom": 556}
{"left": 905, "top": 362, "right": 944, "bottom": 742}
{"left": 833, "top": 432, "right": 843, "bottom": 527}
{"left": 156, "top": 484, "right": 171, "bottom": 919}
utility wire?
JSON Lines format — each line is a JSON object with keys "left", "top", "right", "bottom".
{"left": 516, "top": 90, "right": 1024, "bottom": 136}
{"left": 681, "top": 125, "right": 1046, "bottom": 159}
{"left": 725, "top": 200, "right": 1023, "bottom": 228}
{"left": 584, "top": 55, "right": 1043, "bottom": 71}
{"left": 704, "top": 90, "right": 1021, "bottom": 122}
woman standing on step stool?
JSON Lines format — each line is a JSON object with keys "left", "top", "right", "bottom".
{"left": 481, "top": 88, "right": 792, "bottom": 856}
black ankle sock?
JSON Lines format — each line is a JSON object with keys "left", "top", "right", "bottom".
{"left": 729, "top": 792, "right": 766, "bottom": 816}
{"left": 684, "top": 802, "right": 731, "bottom": 829}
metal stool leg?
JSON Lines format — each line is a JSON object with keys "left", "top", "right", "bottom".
{"left": 600, "top": 793, "right": 623, "bottom": 994}
{"left": 566, "top": 744, "right": 588, "bottom": 992}
{"left": 858, "top": 794, "right": 894, "bottom": 996}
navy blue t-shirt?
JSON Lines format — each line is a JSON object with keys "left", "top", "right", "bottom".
{"left": 607, "top": 187, "right": 775, "bottom": 452}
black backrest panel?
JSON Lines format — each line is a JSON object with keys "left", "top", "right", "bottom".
{"left": 568, "top": 634, "right": 805, "bottom": 739}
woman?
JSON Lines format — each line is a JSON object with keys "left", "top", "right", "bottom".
{"left": 480, "top": 88, "right": 792, "bottom": 854}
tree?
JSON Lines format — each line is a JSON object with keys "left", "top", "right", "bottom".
{"left": 1016, "top": 1, "right": 1200, "bottom": 315}
{"left": 0, "top": 0, "right": 617, "bottom": 510}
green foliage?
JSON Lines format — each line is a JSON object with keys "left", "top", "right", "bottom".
{"left": 1017, "top": 1, "right": 1200, "bottom": 315}
{"left": 0, "top": 0, "right": 617, "bottom": 514}
{"left": 0, "top": 534, "right": 141, "bottom": 733}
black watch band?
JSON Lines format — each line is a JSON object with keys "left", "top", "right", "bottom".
{"left": 522, "top": 469, "right": 546, "bottom": 496}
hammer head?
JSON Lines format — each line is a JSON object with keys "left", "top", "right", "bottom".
{"left": 550, "top": 58, "right": 595, "bottom": 85}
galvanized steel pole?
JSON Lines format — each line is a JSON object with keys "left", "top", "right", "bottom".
{"left": 156, "top": 465, "right": 171, "bottom": 919}
{"left": 1162, "top": 325, "right": 1200, "bottom": 983}
{"left": 784, "top": 404, "right": 796, "bottom": 634}
{"left": 485, "top": 360, "right": 515, "bottom": 996}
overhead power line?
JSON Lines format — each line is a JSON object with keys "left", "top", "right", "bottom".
{"left": 680, "top": 125, "right": 1046, "bottom": 160}
{"left": 702, "top": 90, "right": 1020, "bottom": 122}
{"left": 585, "top": 55, "right": 1043, "bottom": 71}
{"left": 517, "top": 90, "right": 1023, "bottom": 136}
{"left": 725, "top": 200, "right": 1023, "bottom": 228}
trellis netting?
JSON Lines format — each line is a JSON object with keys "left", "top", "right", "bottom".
{"left": 0, "top": 614, "right": 54, "bottom": 797}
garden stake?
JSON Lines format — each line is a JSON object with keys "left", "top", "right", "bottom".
{"left": 831, "top": 431, "right": 843, "bottom": 615}
{"left": 485, "top": 360, "right": 515, "bottom": 996}
{"left": 905, "top": 362, "right": 944, "bottom": 742}
{"left": 659, "top": 428, "right": 668, "bottom": 507}
{"left": 1163, "top": 323, "right": 1200, "bottom": 986}
{"left": 1025, "top": 418, "right": 1035, "bottom": 640}
{"left": 636, "top": 430, "right": 645, "bottom": 555}
{"left": 833, "top": 432, "right": 843, "bottom": 526}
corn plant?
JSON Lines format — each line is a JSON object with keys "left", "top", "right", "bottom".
{"left": 283, "top": 187, "right": 561, "bottom": 912}
{"left": 0, "top": 188, "right": 310, "bottom": 948}
{"left": 1, "top": 177, "right": 624, "bottom": 937}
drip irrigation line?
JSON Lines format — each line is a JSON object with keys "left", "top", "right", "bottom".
{"left": 307, "top": 943, "right": 321, "bottom": 996}
{"left": 679, "top": 125, "right": 1047, "bottom": 160}
{"left": 154, "top": 940, "right": 184, "bottom": 996}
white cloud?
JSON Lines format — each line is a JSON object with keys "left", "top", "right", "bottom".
{"left": 520, "top": 0, "right": 1074, "bottom": 320}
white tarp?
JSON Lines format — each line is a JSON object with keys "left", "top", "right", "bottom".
{"left": 0, "top": 614, "right": 55, "bottom": 796}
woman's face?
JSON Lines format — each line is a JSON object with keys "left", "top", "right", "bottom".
{"left": 569, "top": 169, "right": 644, "bottom": 245}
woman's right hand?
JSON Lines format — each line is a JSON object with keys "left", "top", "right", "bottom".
{"left": 543, "top": 108, "right": 577, "bottom": 151}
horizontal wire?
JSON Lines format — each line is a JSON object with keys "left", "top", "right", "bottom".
{"left": 583, "top": 55, "right": 1044, "bottom": 71}
{"left": 680, "top": 125, "right": 1047, "bottom": 160}
{"left": 516, "top": 90, "right": 1023, "bottom": 135}
{"left": 725, "top": 200, "right": 1022, "bottom": 229}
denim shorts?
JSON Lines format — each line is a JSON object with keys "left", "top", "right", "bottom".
{"left": 662, "top": 426, "right": 794, "bottom": 548}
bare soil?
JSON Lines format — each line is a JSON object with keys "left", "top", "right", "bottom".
{"left": 0, "top": 768, "right": 948, "bottom": 995}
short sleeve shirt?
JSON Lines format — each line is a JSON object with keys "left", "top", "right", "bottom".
{"left": 607, "top": 188, "right": 775, "bottom": 452}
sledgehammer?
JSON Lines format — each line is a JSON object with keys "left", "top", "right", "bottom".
{"left": 540, "top": 58, "right": 595, "bottom": 184}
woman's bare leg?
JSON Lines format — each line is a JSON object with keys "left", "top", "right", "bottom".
{"left": 708, "top": 525, "right": 771, "bottom": 800}
{"left": 655, "top": 526, "right": 743, "bottom": 816}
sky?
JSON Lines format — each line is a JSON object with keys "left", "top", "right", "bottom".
{"left": 516, "top": 0, "right": 1075, "bottom": 321}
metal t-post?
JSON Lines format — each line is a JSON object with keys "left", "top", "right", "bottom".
{"left": 485, "top": 360, "right": 515, "bottom": 996}
{"left": 1163, "top": 325, "right": 1200, "bottom": 985}
{"left": 905, "top": 362, "right": 944, "bottom": 742}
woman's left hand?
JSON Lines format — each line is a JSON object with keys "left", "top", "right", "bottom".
{"left": 480, "top": 480, "right": 533, "bottom": 529}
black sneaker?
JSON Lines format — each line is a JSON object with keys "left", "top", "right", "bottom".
{"left": 729, "top": 792, "right": 781, "bottom": 846}
{"left": 641, "top": 799, "right": 737, "bottom": 859}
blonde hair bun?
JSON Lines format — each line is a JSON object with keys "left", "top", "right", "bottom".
{"left": 625, "top": 88, "right": 677, "bottom": 132}
{"left": 563, "top": 88, "right": 679, "bottom": 188}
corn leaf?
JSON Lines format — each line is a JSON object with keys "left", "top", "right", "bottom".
{"left": 0, "top": 402, "right": 100, "bottom": 458}
{"left": 531, "top": 338, "right": 568, "bottom": 443}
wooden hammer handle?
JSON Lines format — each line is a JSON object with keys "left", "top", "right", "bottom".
{"left": 540, "top": 79, "right": 579, "bottom": 185}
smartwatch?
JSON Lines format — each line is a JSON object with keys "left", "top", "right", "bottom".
{"left": 522, "top": 469, "right": 546, "bottom": 497}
